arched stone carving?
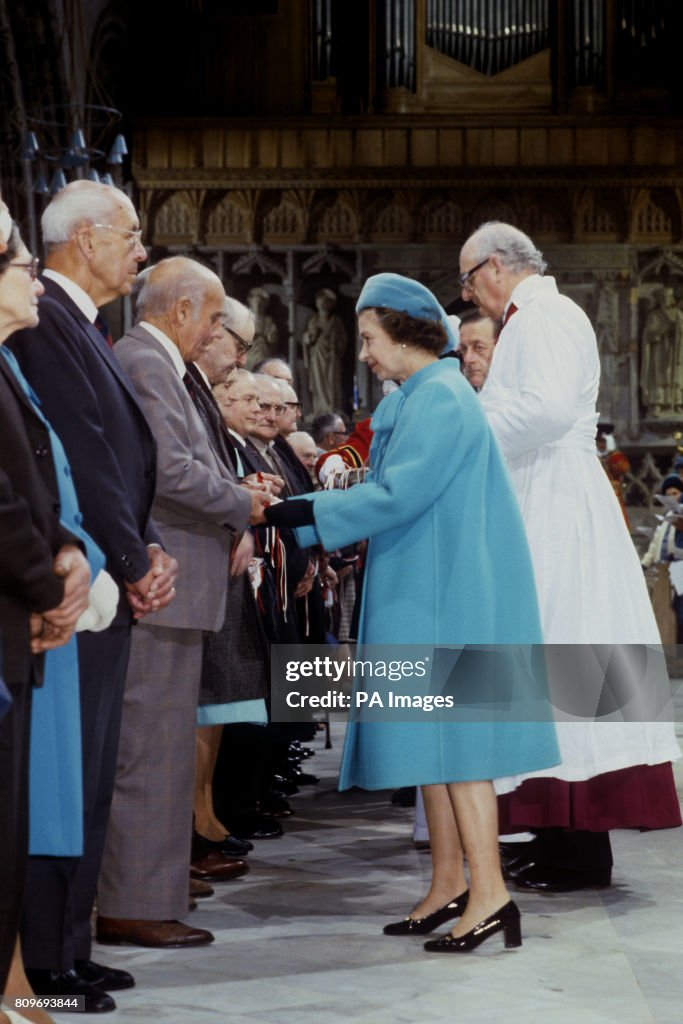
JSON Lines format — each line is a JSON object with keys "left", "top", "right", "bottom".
{"left": 418, "top": 197, "right": 464, "bottom": 240}
{"left": 369, "top": 196, "right": 412, "bottom": 240}
{"left": 631, "top": 191, "right": 675, "bottom": 243}
{"left": 575, "top": 191, "right": 621, "bottom": 240}
{"left": 314, "top": 195, "right": 358, "bottom": 242}
{"left": 205, "top": 194, "right": 249, "bottom": 243}
{"left": 262, "top": 195, "right": 306, "bottom": 243}
{"left": 152, "top": 192, "right": 196, "bottom": 244}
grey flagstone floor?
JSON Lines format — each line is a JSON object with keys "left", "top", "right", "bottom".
{"left": 50, "top": 697, "right": 683, "bottom": 1024}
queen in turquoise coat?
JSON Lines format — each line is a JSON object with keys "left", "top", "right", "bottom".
{"left": 267, "top": 273, "right": 559, "bottom": 952}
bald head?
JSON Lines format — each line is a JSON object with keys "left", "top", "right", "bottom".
{"left": 288, "top": 431, "right": 318, "bottom": 477}
{"left": 256, "top": 357, "right": 293, "bottom": 385}
{"left": 135, "top": 257, "right": 225, "bottom": 362}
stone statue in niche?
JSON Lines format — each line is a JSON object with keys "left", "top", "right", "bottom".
{"left": 594, "top": 279, "right": 621, "bottom": 422}
{"left": 640, "top": 285, "right": 683, "bottom": 417}
{"left": 302, "top": 288, "right": 348, "bottom": 413}
{"left": 245, "top": 287, "right": 280, "bottom": 370}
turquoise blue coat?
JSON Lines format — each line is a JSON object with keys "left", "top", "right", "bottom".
{"left": 294, "top": 360, "right": 559, "bottom": 788}
{"left": 1, "top": 350, "right": 105, "bottom": 856}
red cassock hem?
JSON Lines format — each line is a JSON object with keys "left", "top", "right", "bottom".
{"left": 497, "top": 762, "right": 682, "bottom": 833}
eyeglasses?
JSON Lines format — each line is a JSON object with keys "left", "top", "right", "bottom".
{"left": 329, "top": 430, "right": 349, "bottom": 438}
{"left": 258, "top": 401, "right": 286, "bottom": 415}
{"left": 284, "top": 401, "right": 302, "bottom": 410}
{"left": 10, "top": 256, "right": 40, "bottom": 280}
{"left": 458, "top": 256, "right": 490, "bottom": 290}
{"left": 222, "top": 324, "right": 253, "bottom": 354}
{"left": 92, "top": 223, "right": 144, "bottom": 247}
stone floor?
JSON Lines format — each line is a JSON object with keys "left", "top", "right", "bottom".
{"left": 50, "top": 711, "right": 683, "bottom": 1024}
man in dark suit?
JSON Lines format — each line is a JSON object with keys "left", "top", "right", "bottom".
{"left": 9, "top": 180, "right": 177, "bottom": 1012}
{"left": 187, "top": 298, "right": 275, "bottom": 869}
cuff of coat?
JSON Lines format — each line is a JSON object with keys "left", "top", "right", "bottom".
{"left": 264, "top": 496, "right": 315, "bottom": 528}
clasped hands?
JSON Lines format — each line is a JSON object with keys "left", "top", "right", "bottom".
{"left": 125, "top": 545, "right": 179, "bottom": 620}
{"left": 30, "top": 543, "right": 91, "bottom": 653}
{"left": 241, "top": 471, "right": 284, "bottom": 525}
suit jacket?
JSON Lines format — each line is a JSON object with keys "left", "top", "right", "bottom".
{"left": 115, "top": 324, "right": 252, "bottom": 631}
{"left": 273, "top": 434, "right": 315, "bottom": 496}
{"left": 185, "top": 363, "right": 237, "bottom": 471}
{"left": 9, "top": 277, "right": 160, "bottom": 627}
{"left": 0, "top": 356, "right": 76, "bottom": 685}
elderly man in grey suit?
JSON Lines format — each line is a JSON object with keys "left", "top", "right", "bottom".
{"left": 96, "top": 257, "right": 269, "bottom": 949}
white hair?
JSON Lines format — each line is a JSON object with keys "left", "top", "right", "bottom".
{"left": 466, "top": 221, "right": 547, "bottom": 274}
{"left": 253, "top": 372, "right": 284, "bottom": 396}
{"left": 41, "top": 180, "right": 132, "bottom": 248}
{"left": 218, "top": 367, "right": 254, "bottom": 397}
{"left": 134, "top": 257, "right": 221, "bottom": 322}
{"left": 223, "top": 295, "right": 254, "bottom": 332}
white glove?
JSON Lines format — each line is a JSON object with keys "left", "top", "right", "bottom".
{"left": 318, "top": 453, "right": 345, "bottom": 485}
{"left": 75, "top": 569, "right": 119, "bottom": 632}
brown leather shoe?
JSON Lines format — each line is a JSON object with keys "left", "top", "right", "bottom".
{"left": 189, "top": 877, "right": 215, "bottom": 899}
{"left": 190, "top": 851, "right": 250, "bottom": 882}
{"left": 96, "top": 917, "right": 214, "bottom": 948}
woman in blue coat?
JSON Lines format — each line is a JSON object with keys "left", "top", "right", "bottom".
{"left": 266, "top": 273, "right": 559, "bottom": 953}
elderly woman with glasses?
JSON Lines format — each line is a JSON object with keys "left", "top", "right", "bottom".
{"left": 265, "top": 272, "right": 559, "bottom": 954}
{"left": 0, "top": 212, "right": 112, "bottom": 1019}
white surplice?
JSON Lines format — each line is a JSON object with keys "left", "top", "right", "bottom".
{"left": 481, "top": 275, "right": 680, "bottom": 787}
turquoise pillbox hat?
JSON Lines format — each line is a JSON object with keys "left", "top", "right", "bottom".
{"left": 356, "top": 272, "right": 457, "bottom": 352}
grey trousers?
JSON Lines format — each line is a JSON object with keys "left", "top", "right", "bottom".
{"left": 97, "top": 623, "right": 203, "bottom": 920}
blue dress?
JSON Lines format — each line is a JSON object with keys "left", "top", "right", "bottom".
{"left": 0, "top": 349, "right": 105, "bottom": 856}
{"left": 294, "top": 359, "right": 560, "bottom": 789}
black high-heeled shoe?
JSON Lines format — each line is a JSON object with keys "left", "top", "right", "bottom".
{"left": 383, "top": 891, "right": 468, "bottom": 936}
{"left": 423, "top": 899, "right": 521, "bottom": 952}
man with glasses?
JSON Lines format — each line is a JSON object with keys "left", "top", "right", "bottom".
{"left": 8, "top": 180, "right": 177, "bottom": 1010}
{"left": 311, "top": 412, "right": 349, "bottom": 454}
{"left": 458, "top": 220, "right": 681, "bottom": 893}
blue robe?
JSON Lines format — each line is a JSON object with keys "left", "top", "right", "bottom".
{"left": 0, "top": 349, "right": 105, "bottom": 856}
{"left": 294, "top": 359, "right": 559, "bottom": 789}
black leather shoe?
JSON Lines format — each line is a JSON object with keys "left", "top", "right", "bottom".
{"left": 223, "top": 812, "right": 284, "bottom": 839}
{"left": 499, "top": 840, "right": 535, "bottom": 863}
{"left": 502, "top": 854, "right": 538, "bottom": 882}
{"left": 290, "top": 742, "right": 315, "bottom": 758}
{"left": 220, "top": 834, "right": 254, "bottom": 856}
{"left": 257, "top": 790, "right": 294, "bottom": 816}
{"left": 75, "top": 959, "right": 135, "bottom": 991}
{"left": 384, "top": 892, "right": 468, "bottom": 935}
{"left": 424, "top": 900, "right": 522, "bottom": 953}
{"left": 24, "top": 967, "right": 115, "bottom": 1013}
{"left": 270, "top": 774, "right": 300, "bottom": 795}
{"left": 192, "top": 830, "right": 252, "bottom": 858}
{"left": 287, "top": 768, "right": 319, "bottom": 786}
{"left": 514, "top": 865, "right": 612, "bottom": 892}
